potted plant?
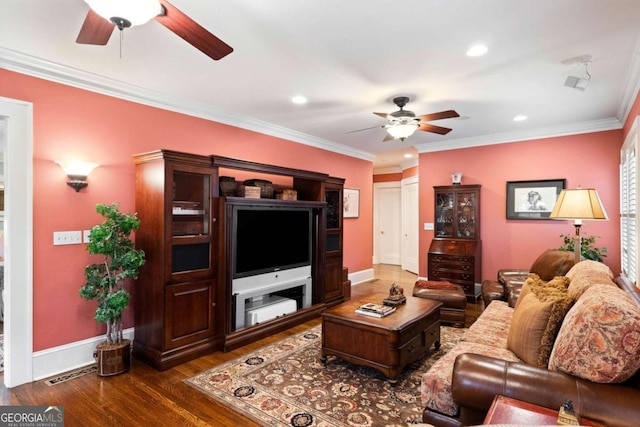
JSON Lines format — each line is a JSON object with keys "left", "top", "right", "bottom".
{"left": 558, "top": 234, "right": 608, "bottom": 262}
{"left": 80, "top": 203, "right": 145, "bottom": 376}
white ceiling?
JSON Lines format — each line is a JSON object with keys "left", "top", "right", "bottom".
{"left": 2, "top": 0, "right": 640, "bottom": 170}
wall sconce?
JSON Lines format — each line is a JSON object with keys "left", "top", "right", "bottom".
{"left": 55, "top": 160, "right": 99, "bottom": 192}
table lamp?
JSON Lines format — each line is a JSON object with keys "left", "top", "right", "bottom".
{"left": 549, "top": 187, "right": 608, "bottom": 264}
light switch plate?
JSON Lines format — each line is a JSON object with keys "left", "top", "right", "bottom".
{"left": 53, "top": 230, "right": 82, "bottom": 245}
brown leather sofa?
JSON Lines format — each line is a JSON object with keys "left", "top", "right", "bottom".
{"left": 445, "top": 276, "right": 640, "bottom": 427}
{"left": 421, "top": 264, "right": 640, "bottom": 427}
{"left": 481, "top": 249, "right": 575, "bottom": 307}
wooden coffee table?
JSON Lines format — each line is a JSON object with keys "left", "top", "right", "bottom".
{"left": 321, "top": 292, "right": 442, "bottom": 384}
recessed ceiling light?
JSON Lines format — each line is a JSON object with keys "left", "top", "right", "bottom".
{"left": 404, "top": 153, "right": 413, "bottom": 159}
{"left": 291, "top": 95, "right": 307, "bottom": 105}
{"left": 466, "top": 44, "right": 488, "bottom": 57}
{"left": 513, "top": 115, "right": 527, "bottom": 122}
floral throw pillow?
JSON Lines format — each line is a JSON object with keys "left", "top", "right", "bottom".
{"left": 549, "top": 284, "right": 640, "bottom": 383}
{"left": 566, "top": 260, "right": 616, "bottom": 300}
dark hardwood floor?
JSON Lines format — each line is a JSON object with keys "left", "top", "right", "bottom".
{"left": 0, "top": 265, "right": 484, "bottom": 426}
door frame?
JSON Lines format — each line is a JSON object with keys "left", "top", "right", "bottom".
{"left": 1, "top": 96, "right": 34, "bottom": 387}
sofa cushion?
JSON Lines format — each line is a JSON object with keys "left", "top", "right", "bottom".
{"left": 549, "top": 284, "right": 640, "bottom": 383}
{"left": 507, "top": 275, "right": 572, "bottom": 367}
{"left": 528, "top": 249, "right": 575, "bottom": 281}
{"left": 421, "top": 341, "right": 521, "bottom": 417}
{"left": 566, "top": 260, "right": 616, "bottom": 300}
{"left": 462, "top": 300, "right": 513, "bottom": 348}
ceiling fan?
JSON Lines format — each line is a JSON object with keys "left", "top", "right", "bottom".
{"left": 76, "top": 0, "right": 233, "bottom": 60}
{"left": 350, "top": 97, "right": 460, "bottom": 141}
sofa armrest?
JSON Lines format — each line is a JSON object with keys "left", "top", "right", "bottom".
{"left": 451, "top": 353, "right": 640, "bottom": 427}
{"left": 497, "top": 268, "right": 529, "bottom": 285}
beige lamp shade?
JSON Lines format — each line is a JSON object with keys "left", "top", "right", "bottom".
{"left": 549, "top": 188, "right": 608, "bottom": 221}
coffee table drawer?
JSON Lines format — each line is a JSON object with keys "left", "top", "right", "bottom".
{"left": 399, "top": 322, "right": 441, "bottom": 367}
{"left": 398, "top": 309, "right": 440, "bottom": 346}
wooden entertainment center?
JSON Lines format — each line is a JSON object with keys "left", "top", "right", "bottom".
{"left": 132, "top": 150, "right": 346, "bottom": 370}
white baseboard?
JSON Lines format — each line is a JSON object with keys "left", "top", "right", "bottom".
{"left": 348, "top": 268, "right": 375, "bottom": 285}
{"left": 32, "top": 328, "right": 134, "bottom": 381}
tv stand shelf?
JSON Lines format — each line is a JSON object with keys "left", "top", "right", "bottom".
{"left": 233, "top": 276, "right": 312, "bottom": 330}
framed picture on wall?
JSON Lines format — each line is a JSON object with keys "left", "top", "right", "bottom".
{"left": 506, "top": 179, "right": 566, "bottom": 220}
{"left": 343, "top": 188, "right": 360, "bottom": 218}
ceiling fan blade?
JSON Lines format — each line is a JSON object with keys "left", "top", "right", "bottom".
{"left": 156, "top": 0, "right": 233, "bottom": 60}
{"left": 76, "top": 9, "right": 115, "bottom": 45}
{"left": 417, "top": 110, "right": 460, "bottom": 122}
{"left": 346, "top": 125, "right": 385, "bottom": 134}
{"left": 418, "top": 123, "right": 453, "bottom": 135}
{"left": 373, "top": 112, "right": 390, "bottom": 119}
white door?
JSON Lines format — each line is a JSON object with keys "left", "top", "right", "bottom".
{"left": 375, "top": 183, "right": 402, "bottom": 265}
{"left": 402, "top": 177, "right": 419, "bottom": 274}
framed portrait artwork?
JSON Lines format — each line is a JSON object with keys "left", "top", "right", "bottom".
{"left": 343, "top": 188, "right": 360, "bottom": 218}
{"left": 506, "top": 179, "right": 566, "bottom": 220}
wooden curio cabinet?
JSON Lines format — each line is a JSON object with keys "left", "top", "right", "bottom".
{"left": 133, "top": 150, "right": 223, "bottom": 370}
{"left": 429, "top": 185, "right": 481, "bottom": 300}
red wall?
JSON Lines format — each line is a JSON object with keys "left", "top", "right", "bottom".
{"left": 418, "top": 130, "right": 622, "bottom": 280}
{"left": 0, "top": 69, "right": 373, "bottom": 351}
{"left": 403, "top": 166, "right": 418, "bottom": 179}
{"left": 373, "top": 172, "right": 402, "bottom": 183}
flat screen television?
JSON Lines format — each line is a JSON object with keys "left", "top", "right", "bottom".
{"left": 232, "top": 205, "right": 313, "bottom": 279}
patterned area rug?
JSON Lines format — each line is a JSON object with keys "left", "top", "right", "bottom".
{"left": 185, "top": 325, "right": 465, "bottom": 426}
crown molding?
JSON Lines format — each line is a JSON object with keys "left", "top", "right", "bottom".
{"left": 617, "top": 34, "right": 640, "bottom": 123}
{"left": 2, "top": 46, "right": 636, "bottom": 161}
{"left": 414, "top": 117, "right": 623, "bottom": 154}
{"left": 401, "top": 157, "right": 419, "bottom": 170}
{"left": 0, "top": 47, "right": 374, "bottom": 162}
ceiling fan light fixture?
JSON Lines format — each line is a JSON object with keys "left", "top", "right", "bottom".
{"left": 85, "top": 0, "right": 163, "bottom": 27}
{"left": 387, "top": 123, "right": 418, "bottom": 140}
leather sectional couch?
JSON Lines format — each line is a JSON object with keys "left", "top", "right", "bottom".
{"left": 420, "top": 259, "right": 640, "bottom": 427}
{"left": 481, "top": 249, "right": 575, "bottom": 307}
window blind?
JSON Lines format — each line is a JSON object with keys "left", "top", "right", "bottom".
{"left": 620, "top": 118, "right": 638, "bottom": 284}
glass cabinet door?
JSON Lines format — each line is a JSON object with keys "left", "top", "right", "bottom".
{"left": 171, "top": 169, "right": 213, "bottom": 275}
{"left": 325, "top": 188, "right": 341, "bottom": 230}
{"left": 435, "top": 191, "right": 454, "bottom": 237}
{"left": 455, "top": 190, "right": 477, "bottom": 238}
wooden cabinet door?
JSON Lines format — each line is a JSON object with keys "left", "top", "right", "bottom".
{"left": 164, "top": 280, "right": 216, "bottom": 350}
{"left": 324, "top": 255, "right": 344, "bottom": 303}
